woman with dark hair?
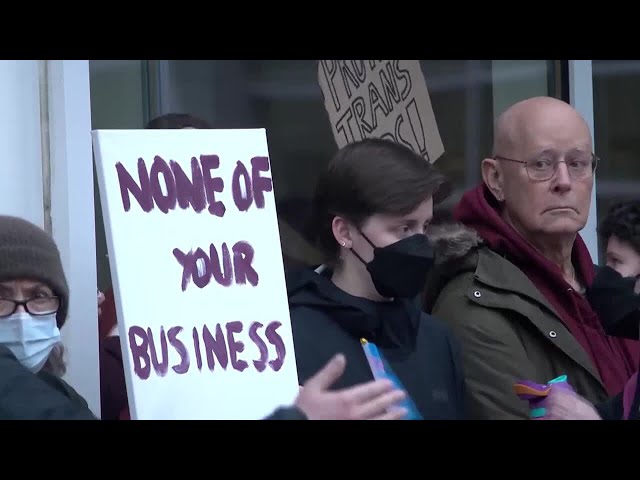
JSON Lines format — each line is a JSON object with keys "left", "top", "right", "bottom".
{"left": 288, "top": 138, "right": 467, "bottom": 420}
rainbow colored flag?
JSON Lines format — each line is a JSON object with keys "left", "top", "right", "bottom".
{"left": 361, "top": 338, "right": 423, "bottom": 420}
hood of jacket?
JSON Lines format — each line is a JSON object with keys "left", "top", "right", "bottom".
{"left": 429, "top": 221, "right": 483, "bottom": 264}
{"left": 423, "top": 222, "right": 484, "bottom": 311}
{"left": 288, "top": 266, "right": 422, "bottom": 352}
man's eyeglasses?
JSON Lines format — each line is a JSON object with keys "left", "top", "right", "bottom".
{"left": 493, "top": 153, "right": 599, "bottom": 182}
{"left": 0, "top": 297, "right": 60, "bottom": 318}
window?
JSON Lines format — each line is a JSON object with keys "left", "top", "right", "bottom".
{"left": 89, "top": 60, "right": 149, "bottom": 291}
{"left": 89, "top": 60, "right": 561, "bottom": 286}
{"left": 593, "top": 60, "right": 640, "bottom": 257}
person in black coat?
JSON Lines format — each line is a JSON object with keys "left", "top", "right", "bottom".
{"left": 0, "top": 345, "right": 96, "bottom": 420}
{"left": 289, "top": 138, "right": 467, "bottom": 420}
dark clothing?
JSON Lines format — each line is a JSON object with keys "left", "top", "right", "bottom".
{"left": 596, "top": 393, "right": 625, "bottom": 420}
{"left": 100, "top": 335, "right": 129, "bottom": 420}
{"left": 289, "top": 267, "right": 466, "bottom": 420}
{"left": 587, "top": 266, "right": 640, "bottom": 420}
{"left": 629, "top": 373, "right": 640, "bottom": 420}
{"left": 0, "top": 345, "right": 95, "bottom": 420}
{"left": 596, "top": 374, "right": 640, "bottom": 420}
{"left": 454, "top": 184, "right": 639, "bottom": 396}
{"left": 586, "top": 265, "right": 640, "bottom": 340}
{"left": 98, "top": 288, "right": 118, "bottom": 340}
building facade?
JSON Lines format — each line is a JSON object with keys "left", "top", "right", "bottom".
{"left": 3, "top": 60, "right": 638, "bottom": 417}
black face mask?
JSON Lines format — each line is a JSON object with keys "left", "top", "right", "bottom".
{"left": 585, "top": 266, "right": 640, "bottom": 340}
{"left": 351, "top": 232, "right": 435, "bottom": 299}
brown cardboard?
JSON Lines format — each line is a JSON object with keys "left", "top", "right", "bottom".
{"left": 318, "top": 60, "right": 444, "bottom": 163}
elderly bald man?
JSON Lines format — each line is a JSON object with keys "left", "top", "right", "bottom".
{"left": 424, "top": 96, "right": 640, "bottom": 420}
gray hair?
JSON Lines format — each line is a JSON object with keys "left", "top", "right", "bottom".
{"left": 41, "top": 343, "right": 66, "bottom": 377}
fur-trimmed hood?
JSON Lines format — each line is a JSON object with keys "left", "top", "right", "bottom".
{"left": 428, "top": 222, "right": 483, "bottom": 265}
{"left": 423, "top": 222, "right": 484, "bottom": 313}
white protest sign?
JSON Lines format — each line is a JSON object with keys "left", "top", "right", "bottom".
{"left": 92, "top": 128, "right": 299, "bottom": 420}
{"left": 318, "top": 60, "right": 445, "bottom": 163}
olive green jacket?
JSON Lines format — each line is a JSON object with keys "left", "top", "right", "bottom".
{"left": 424, "top": 224, "right": 608, "bottom": 420}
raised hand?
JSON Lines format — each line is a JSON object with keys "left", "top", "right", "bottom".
{"left": 295, "top": 354, "right": 407, "bottom": 420}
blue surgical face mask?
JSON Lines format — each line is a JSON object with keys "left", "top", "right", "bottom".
{"left": 0, "top": 312, "right": 61, "bottom": 372}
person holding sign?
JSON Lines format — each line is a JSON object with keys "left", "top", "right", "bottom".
{"left": 0, "top": 215, "right": 95, "bottom": 419}
{"left": 288, "top": 138, "right": 466, "bottom": 420}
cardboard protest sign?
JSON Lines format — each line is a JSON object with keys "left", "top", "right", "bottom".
{"left": 92, "top": 128, "right": 299, "bottom": 420}
{"left": 318, "top": 60, "right": 444, "bottom": 163}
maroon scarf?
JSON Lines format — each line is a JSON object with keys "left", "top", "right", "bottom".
{"left": 454, "top": 184, "right": 639, "bottom": 396}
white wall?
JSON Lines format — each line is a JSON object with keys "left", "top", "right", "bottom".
{"left": 48, "top": 60, "right": 99, "bottom": 416}
{"left": 0, "top": 60, "right": 44, "bottom": 225}
{"left": 0, "top": 60, "right": 99, "bottom": 416}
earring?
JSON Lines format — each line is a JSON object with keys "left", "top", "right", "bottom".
{"left": 341, "top": 241, "right": 347, "bottom": 247}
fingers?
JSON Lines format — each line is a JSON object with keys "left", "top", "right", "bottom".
{"left": 355, "top": 388, "right": 407, "bottom": 419}
{"left": 544, "top": 391, "right": 567, "bottom": 418}
{"left": 546, "top": 390, "right": 601, "bottom": 420}
{"left": 304, "top": 354, "right": 346, "bottom": 390}
{"left": 372, "top": 407, "right": 408, "bottom": 420}
{"left": 97, "top": 291, "right": 105, "bottom": 317}
{"left": 544, "top": 400, "right": 568, "bottom": 420}
{"left": 345, "top": 378, "right": 396, "bottom": 404}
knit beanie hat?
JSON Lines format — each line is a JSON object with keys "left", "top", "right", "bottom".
{"left": 0, "top": 215, "right": 69, "bottom": 327}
